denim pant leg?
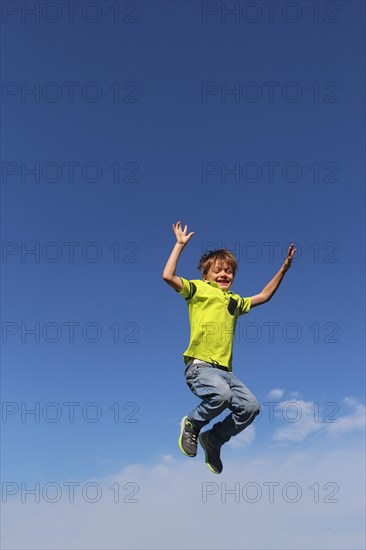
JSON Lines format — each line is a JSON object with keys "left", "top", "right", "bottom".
{"left": 210, "top": 372, "right": 260, "bottom": 448}
{"left": 185, "top": 363, "right": 232, "bottom": 431}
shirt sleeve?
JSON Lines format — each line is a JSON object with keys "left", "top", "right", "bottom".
{"left": 176, "top": 278, "right": 198, "bottom": 301}
{"left": 239, "top": 296, "right": 251, "bottom": 315}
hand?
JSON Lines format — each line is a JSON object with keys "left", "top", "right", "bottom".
{"left": 283, "top": 244, "right": 297, "bottom": 271}
{"left": 172, "top": 221, "right": 195, "bottom": 245}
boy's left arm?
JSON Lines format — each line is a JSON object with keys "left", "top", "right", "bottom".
{"left": 250, "top": 244, "right": 296, "bottom": 308}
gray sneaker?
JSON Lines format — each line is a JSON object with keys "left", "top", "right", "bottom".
{"left": 178, "top": 416, "right": 199, "bottom": 457}
{"left": 199, "top": 431, "right": 223, "bottom": 474}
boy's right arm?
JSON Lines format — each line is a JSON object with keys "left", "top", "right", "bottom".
{"left": 162, "top": 221, "right": 194, "bottom": 292}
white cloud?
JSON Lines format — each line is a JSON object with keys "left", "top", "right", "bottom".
{"left": 343, "top": 396, "right": 358, "bottom": 407}
{"left": 327, "top": 400, "right": 366, "bottom": 436}
{"left": 2, "top": 444, "right": 365, "bottom": 550}
{"left": 2, "top": 395, "right": 365, "bottom": 549}
{"left": 272, "top": 397, "right": 365, "bottom": 443}
{"left": 272, "top": 399, "right": 323, "bottom": 442}
{"left": 266, "top": 388, "right": 285, "bottom": 399}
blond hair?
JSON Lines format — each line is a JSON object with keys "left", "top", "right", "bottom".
{"left": 198, "top": 249, "right": 238, "bottom": 277}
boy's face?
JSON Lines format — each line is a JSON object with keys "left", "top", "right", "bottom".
{"left": 203, "top": 260, "right": 234, "bottom": 291}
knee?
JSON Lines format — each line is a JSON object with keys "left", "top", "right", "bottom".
{"left": 250, "top": 401, "right": 261, "bottom": 417}
{"left": 238, "top": 400, "right": 260, "bottom": 419}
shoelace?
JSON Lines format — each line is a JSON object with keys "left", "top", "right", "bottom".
{"left": 186, "top": 422, "right": 198, "bottom": 443}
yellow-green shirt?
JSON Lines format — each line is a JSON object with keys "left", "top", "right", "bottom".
{"left": 177, "top": 278, "right": 251, "bottom": 371}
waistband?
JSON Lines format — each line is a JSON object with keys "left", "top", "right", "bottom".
{"left": 185, "top": 357, "right": 229, "bottom": 373}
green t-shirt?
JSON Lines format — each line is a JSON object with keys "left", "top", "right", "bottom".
{"left": 177, "top": 277, "right": 251, "bottom": 371}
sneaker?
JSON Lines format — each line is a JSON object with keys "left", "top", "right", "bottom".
{"left": 199, "top": 431, "right": 223, "bottom": 474}
{"left": 178, "top": 416, "right": 199, "bottom": 457}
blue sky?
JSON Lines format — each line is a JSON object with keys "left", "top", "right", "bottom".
{"left": 1, "top": 1, "right": 365, "bottom": 548}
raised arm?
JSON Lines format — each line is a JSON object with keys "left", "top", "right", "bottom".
{"left": 162, "top": 221, "right": 195, "bottom": 291}
{"left": 250, "top": 244, "right": 296, "bottom": 307}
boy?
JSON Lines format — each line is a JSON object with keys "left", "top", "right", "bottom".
{"left": 163, "top": 221, "right": 296, "bottom": 474}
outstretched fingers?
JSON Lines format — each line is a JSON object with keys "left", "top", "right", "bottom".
{"left": 288, "top": 244, "right": 297, "bottom": 259}
{"left": 172, "top": 221, "right": 195, "bottom": 244}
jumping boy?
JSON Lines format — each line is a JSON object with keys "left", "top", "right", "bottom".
{"left": 163, "top": 221, "right": 296, "bottom": 474}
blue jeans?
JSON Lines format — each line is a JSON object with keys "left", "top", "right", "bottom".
{"left": 185, "top": 360, "right": 260, "bottom": 448}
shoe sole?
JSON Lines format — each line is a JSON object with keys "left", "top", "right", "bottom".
{"left": 178, "top": 416, "right": 196, "bottom": 457}
{"left": 199, "top": 432, "right": 222, "bottom": 474}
